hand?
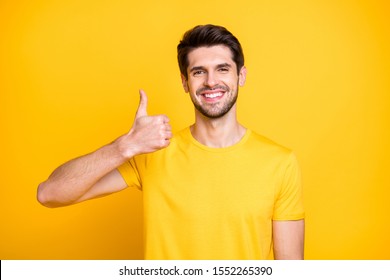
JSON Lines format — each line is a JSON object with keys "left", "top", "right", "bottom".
{"left": 118, "top": 89, "right": 172, "bottom": 158}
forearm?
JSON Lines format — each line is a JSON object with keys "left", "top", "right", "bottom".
{"left": 37, "top": 90, "right": 172, "bottom": 208}
{"left": 37, "top": 138, "right": 129, "bottom": 207}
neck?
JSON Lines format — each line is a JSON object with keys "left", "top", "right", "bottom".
{"left": 190, "top": 108, "right": 246, "bottom": 148}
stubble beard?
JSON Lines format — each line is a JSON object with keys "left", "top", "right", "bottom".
{"left": 190, "top": 84, "right": 239, "bottom": 119}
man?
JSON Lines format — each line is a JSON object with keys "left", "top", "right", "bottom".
{"left": 37, "top": 24, "right": 304, "bottom": 260}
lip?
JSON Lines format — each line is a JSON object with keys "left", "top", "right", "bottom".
{"left": 200, "top": 90, "right": 225, "bottom": 102}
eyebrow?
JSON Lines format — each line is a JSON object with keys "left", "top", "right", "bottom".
{"left": 189, "top": 63, "right": 232, "bottom": 73}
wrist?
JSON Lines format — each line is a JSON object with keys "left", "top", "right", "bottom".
{"left": 113, "top": 133, "right": 139, "bottom": 161}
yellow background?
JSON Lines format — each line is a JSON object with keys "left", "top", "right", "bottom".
{"left": 1, "top": 0, "right": 389, "bottom": 259}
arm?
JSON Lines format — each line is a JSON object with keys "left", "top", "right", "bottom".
{"left": 272, "top": 219, "right": 305, "bottom": 260}
{"left": 37, "top": 90, "right": 172, "bottom": 208}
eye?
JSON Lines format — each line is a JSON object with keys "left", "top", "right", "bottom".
{"left": 218, "top": 67, "right": 229, "bottom": 73}
{"left": 193, "top": 70, "right": 205, "bottom": 76}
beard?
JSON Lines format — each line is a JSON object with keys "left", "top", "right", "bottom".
{"left": 190, "top": 84, "right": 239, "bottom": 119}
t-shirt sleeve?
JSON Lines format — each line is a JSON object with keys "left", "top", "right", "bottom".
{"left": 273, "top": 152, "right": 305, "bottom": 221}
{"left": 117, "top": 157, "right": 142, "bottom": 190}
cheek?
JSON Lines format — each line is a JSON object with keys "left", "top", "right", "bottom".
{"left": 187, "top": 80, "right": 202, "bottom": 92}
{"left": 222, "top": 78, "right": 238, "bottom": 90}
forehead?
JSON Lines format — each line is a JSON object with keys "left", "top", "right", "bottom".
{"left": 187, "top": 45, "right": 235, "bottom": 68}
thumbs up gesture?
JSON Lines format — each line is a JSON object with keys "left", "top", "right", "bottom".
{"left": 117, "top": 90, "right": 172, "bottom": 159}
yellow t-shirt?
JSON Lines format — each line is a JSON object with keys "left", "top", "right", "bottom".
{"left": 118, "top": 127, "right": 304, "bottom": 259}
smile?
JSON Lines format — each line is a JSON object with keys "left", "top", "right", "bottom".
{"left": 200, "top": 90, "right": 225, "bottom": 102}
{"left": 204, "top": 92, "right": 223, "bottom": 98}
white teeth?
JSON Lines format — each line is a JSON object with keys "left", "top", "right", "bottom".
{"left": 204, "top": 93, "right": 222, "bottom": 98}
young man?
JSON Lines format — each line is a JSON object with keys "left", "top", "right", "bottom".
{"left": 37, "top": 24, "right": 304, "bottom": 260}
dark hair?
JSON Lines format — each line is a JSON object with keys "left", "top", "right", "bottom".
{"left": 177, "top": 24, "right": 244, "bottom": 79}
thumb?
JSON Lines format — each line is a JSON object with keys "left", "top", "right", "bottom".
{"left": 135, "top": 89, "right": 148, "bottom": 118}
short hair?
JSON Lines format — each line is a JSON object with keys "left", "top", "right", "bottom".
{"left": 177, "top": 24, "right": 245, "bottom": 79}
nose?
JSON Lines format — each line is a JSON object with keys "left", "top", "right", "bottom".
{"left": 204, "top": 72, "right": 218, "bottom": 88}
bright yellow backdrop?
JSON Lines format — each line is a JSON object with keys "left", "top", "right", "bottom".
{"left": 1, "top": 0, "right": 389, "bottom": 259}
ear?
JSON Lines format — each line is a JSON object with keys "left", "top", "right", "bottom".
{"left": 181, "top": 74, "right": 189, "bottom": 93}
{"left": 238, "top": 66, "right": 247, "bottom": 87}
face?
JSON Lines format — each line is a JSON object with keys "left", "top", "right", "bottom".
{"left": 181, "top": 45, "right": 246, "bottom": 119}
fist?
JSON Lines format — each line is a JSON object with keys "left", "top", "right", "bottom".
{"left": 119, "top": 90, "right": 172, "bottom": 158}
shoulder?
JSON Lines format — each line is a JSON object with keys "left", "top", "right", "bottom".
{"left": 245, "top": 130, "right": 300, "bottom": 173}
{"left": 247, "top": 130, "right": 292, "bottom": 157}
{"left": 165, "top": 126, "right": 192, "bottom": 150}
{"left": 134, "top": 127, "right": 190, "bottom": 162}
{"left": 172, "top": 127, "right": 191, "bottom": 142}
